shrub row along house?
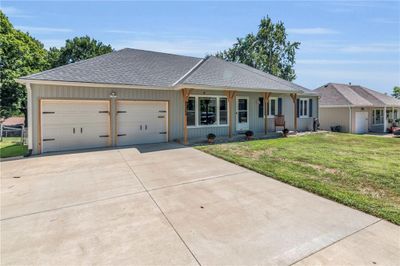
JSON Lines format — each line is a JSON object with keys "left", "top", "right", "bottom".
{"left": 316, "top": 83, "right": 400, "bottom": 133}
{"left": 17, "top": 48, "right": 318, "bottom": 154}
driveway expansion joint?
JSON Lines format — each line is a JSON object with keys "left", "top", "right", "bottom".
{"left": 118, "top": 150, "right": 202, "bottom": 266}
{"left": 289, "top": 218, "right": 383, "bottom": 265}
{"left": 0, "top": 190, "right": 148, "bottom": 221}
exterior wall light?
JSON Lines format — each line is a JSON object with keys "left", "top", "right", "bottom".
{"left": 110, "top": 91, "right": 117, "bottom": 98}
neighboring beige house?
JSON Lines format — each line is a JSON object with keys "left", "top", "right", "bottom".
{"left": 315, "top": 83, "right": 400, "bottom": 133}
{"left": 17, "top": 48, "right": 318, "bottom": 155}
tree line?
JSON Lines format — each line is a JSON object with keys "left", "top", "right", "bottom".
{"left": 1, "top": 10, "right": 398, "bottom": 122}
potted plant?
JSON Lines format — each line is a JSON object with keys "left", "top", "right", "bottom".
{"left": 282, "top": 128, "right": 289, "bottom": 137}
{"left": 245, "top": 130, "right": 254, "bottom": 140}
{"left": 207, "top": 133, "right": 216, "bottom": 144}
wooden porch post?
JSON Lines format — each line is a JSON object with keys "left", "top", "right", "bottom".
{"left": 181, "top": 88, "right": 192, "bottom": 144}
{"left": 224, "top": 90, "right": 236, "bottom": 138}
{"left": 290, "top": 93, "right": 298, "bottom": 132}
{"left": 263, "top": 92, "right": 271, "bottom": 134}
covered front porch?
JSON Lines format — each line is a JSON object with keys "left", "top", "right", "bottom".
{"left": 181, "top": 88, "right": 319, "bottom": 144}
{"left": 371, "top": 106, "right": 400, "bottom": 133}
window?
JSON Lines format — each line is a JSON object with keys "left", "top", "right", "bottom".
{"left": 186, "top": 95, "right": 228, "bottom": 127}
{"left": 199, "top": 97, "right": 217, "bottom": 125}
{"left": 187, "top": 97, "right": 196, "bottom": 126}
{"left": 270, "top": 98, "right": 276, "bottom": 116}
{"left": 373, "top": 109, "right": 384, "bottom": 125}
{"left": 258, "top": 97, "right": 264, "bottom": 118}
{"left": 219, "top": 98, "right": 228, "bottom": 124}
{"left": 299, "top": 98, "right": 309, "bottom": 118}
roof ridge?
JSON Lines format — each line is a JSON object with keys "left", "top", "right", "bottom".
{"left": 329, "top": 83, "right": 354, "bottom": 105}
{"left": 122, "top": 47, "right": 202, "bottom": 60}
{"left": 214, "top": 57, "right": 304, "bottom": 93}
{"left": 351, "top": 85, "right": 387, "bottom": 106}
{"left": 172, "top": 57, "right": 206, "bottom": 86}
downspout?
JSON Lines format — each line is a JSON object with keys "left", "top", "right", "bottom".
{"left": 348, "top": 105, "right": 352, "bottom": 133}
{"left": 26, "top": 82, "right": 33, "bottom": 156}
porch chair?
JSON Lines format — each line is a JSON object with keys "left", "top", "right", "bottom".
{"left": 275, "top": 114, "right": 285, "bottom": 132}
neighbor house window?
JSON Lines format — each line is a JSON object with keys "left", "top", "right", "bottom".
{"left": 187, "top": 97, "right": 196, "bottom": 126}
{"left": 373, "top": 109, "right": 384, "bottom": 125}
{"left": 299, "top": 98, "right": 309, "bottom": 118}
{"left": 186, "top": 95, "right": 228, "bottom": 127}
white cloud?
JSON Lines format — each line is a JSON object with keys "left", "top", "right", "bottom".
{"left": 287, "top": 27, "right": 339, "bottom": 35}
{"left": 297, "top": 59, "right": 399, "bottom": 65}
{"left": 41, "top": 39, "right": 66, "bottom": 49}
{"left": 112, "top": 39, "right": 234, "bottom": 57}
{"left": 371, "top": 18, "right": 399, "bottom": 24}
{"left": 15, "top": 26, "right": 73, "bottom": 33}
{"left": 339, "top": 44, "right": 400, "bottom": 53}
{"left": 1, "top": 6, "right": 32, "bottom": 18}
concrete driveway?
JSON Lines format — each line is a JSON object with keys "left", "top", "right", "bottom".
{"left": 1, "top": 144, "right": 398, "bottom": 265}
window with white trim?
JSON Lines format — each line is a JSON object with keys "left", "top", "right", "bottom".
{"left": 186, "top": 95, "right": 228, "bottom": 127}
{"left": 299, "top": 98, "right": 309, "bottom": 118}
{"left": 372, "top": 109, "right": 384, "bottom": 125}
{"left": 187, "top": 97, "right": 196, "bottom": 126}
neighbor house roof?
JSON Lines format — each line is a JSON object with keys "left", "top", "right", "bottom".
{"left": 1, "top": 116, "right": 25, "bottom": 126}
{"left": 19, "top": 48, "right": 311, "bottom": 94}
{"left": 315, "top": 83, "right": 400, "bottom": 107}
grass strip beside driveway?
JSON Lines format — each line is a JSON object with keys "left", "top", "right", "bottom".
{"left": 0, "top": 137, "right": 27, "bottom": 158}
{"left": 197, "top": 133, "right": 400, "bottom": 224}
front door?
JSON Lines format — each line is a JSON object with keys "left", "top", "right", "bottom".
{"left": 355, "top": 112, "right": 368, "bottom": 133}
{"left": 236, "top": 97, "right": 249, "bottom": 131}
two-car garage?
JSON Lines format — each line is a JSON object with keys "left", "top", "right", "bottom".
{"left": 40, "top": 99, "right": 168, "bottom": 153}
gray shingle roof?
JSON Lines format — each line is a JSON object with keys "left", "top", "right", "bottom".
{"left": 315, "top": 83, "right": 400, "bottom": 107}
{"left": 20, "top": 48, "right": 310, "bottom": 93}
{"left": 22, "top": 48, "right": 202, "bottom": 87}
{"left": 182, "top": 56, "right": 304, "bottom": 92}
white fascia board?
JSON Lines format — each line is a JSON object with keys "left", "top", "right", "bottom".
{"left": 175, "top": 83, "right": 303, "bottom": 94}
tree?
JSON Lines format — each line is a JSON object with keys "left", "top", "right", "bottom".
{"left": 216, "top": 16, "right": 300, "bottom": 81}
{"left": 392, "top": 86, "right": 400, "bottom": 99}
{"left": 50, "top": 36, "right": 113, "bottom": 68}
{"left": 0, "top": 11, "right": 49, "bottom": 119}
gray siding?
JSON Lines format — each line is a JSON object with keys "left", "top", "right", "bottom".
{"left": 30, "top": 84, "right": 318, "bottom": 153}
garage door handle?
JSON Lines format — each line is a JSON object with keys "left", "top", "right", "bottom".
{"left": 99, "top": 135, "right": 109, "bottom": 138}
{"left": 140, "top": 125, "right": 142, "bottom": 130}
{"left": 117, "top": 134, "right": 126, "bottom": 137}
{"left": 145, "top": 125, "right": 147, "bottom": 130}
{"left": 43, "top": 138, "right": 55, "bottom": 141}
{"left": 73, "top": 128, "right": 75, "bottom": 134}
{"left": 81, "top": 128, "right": 83, "bottom": 133}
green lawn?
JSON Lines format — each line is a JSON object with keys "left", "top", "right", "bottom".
{"left": 0, "top": 137, "right": 28, "bottom": 158}
{"left": 197, "top": 133, "right": 400, "bottom": 224}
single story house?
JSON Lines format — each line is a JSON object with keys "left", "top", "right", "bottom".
{"left": 17, "top": 48, "right": 318, "bottom": 154}
{"left": 315, "top": 83, "right": 400, "bottom": 133}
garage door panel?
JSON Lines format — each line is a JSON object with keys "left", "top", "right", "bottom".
{"left": 41, "top": 100, "right": 110, "bottom": 153}
{"left": 117, "top": 101, "right": 168, "bottom": 146}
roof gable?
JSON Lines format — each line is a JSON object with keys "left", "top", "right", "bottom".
{"left": 315, "top": 83, "right": 400, "bottom": 107}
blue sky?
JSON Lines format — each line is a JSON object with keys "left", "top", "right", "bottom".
{"left": 2, "top": 0, "right": 399, "bottom": 94}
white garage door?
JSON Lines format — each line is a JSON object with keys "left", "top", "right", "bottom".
{"left": 116, "top": 101, "right": 168, "bottom": 146}
{"left": 41, "top": 100, "right": 110, "bottom": 153}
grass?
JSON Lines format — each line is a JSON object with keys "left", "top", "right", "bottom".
{"left": 197, "top": 133, "right": 400, "bottom": 225}
{"left": 0, "top": 137, "right": 28, "bottom": 158}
